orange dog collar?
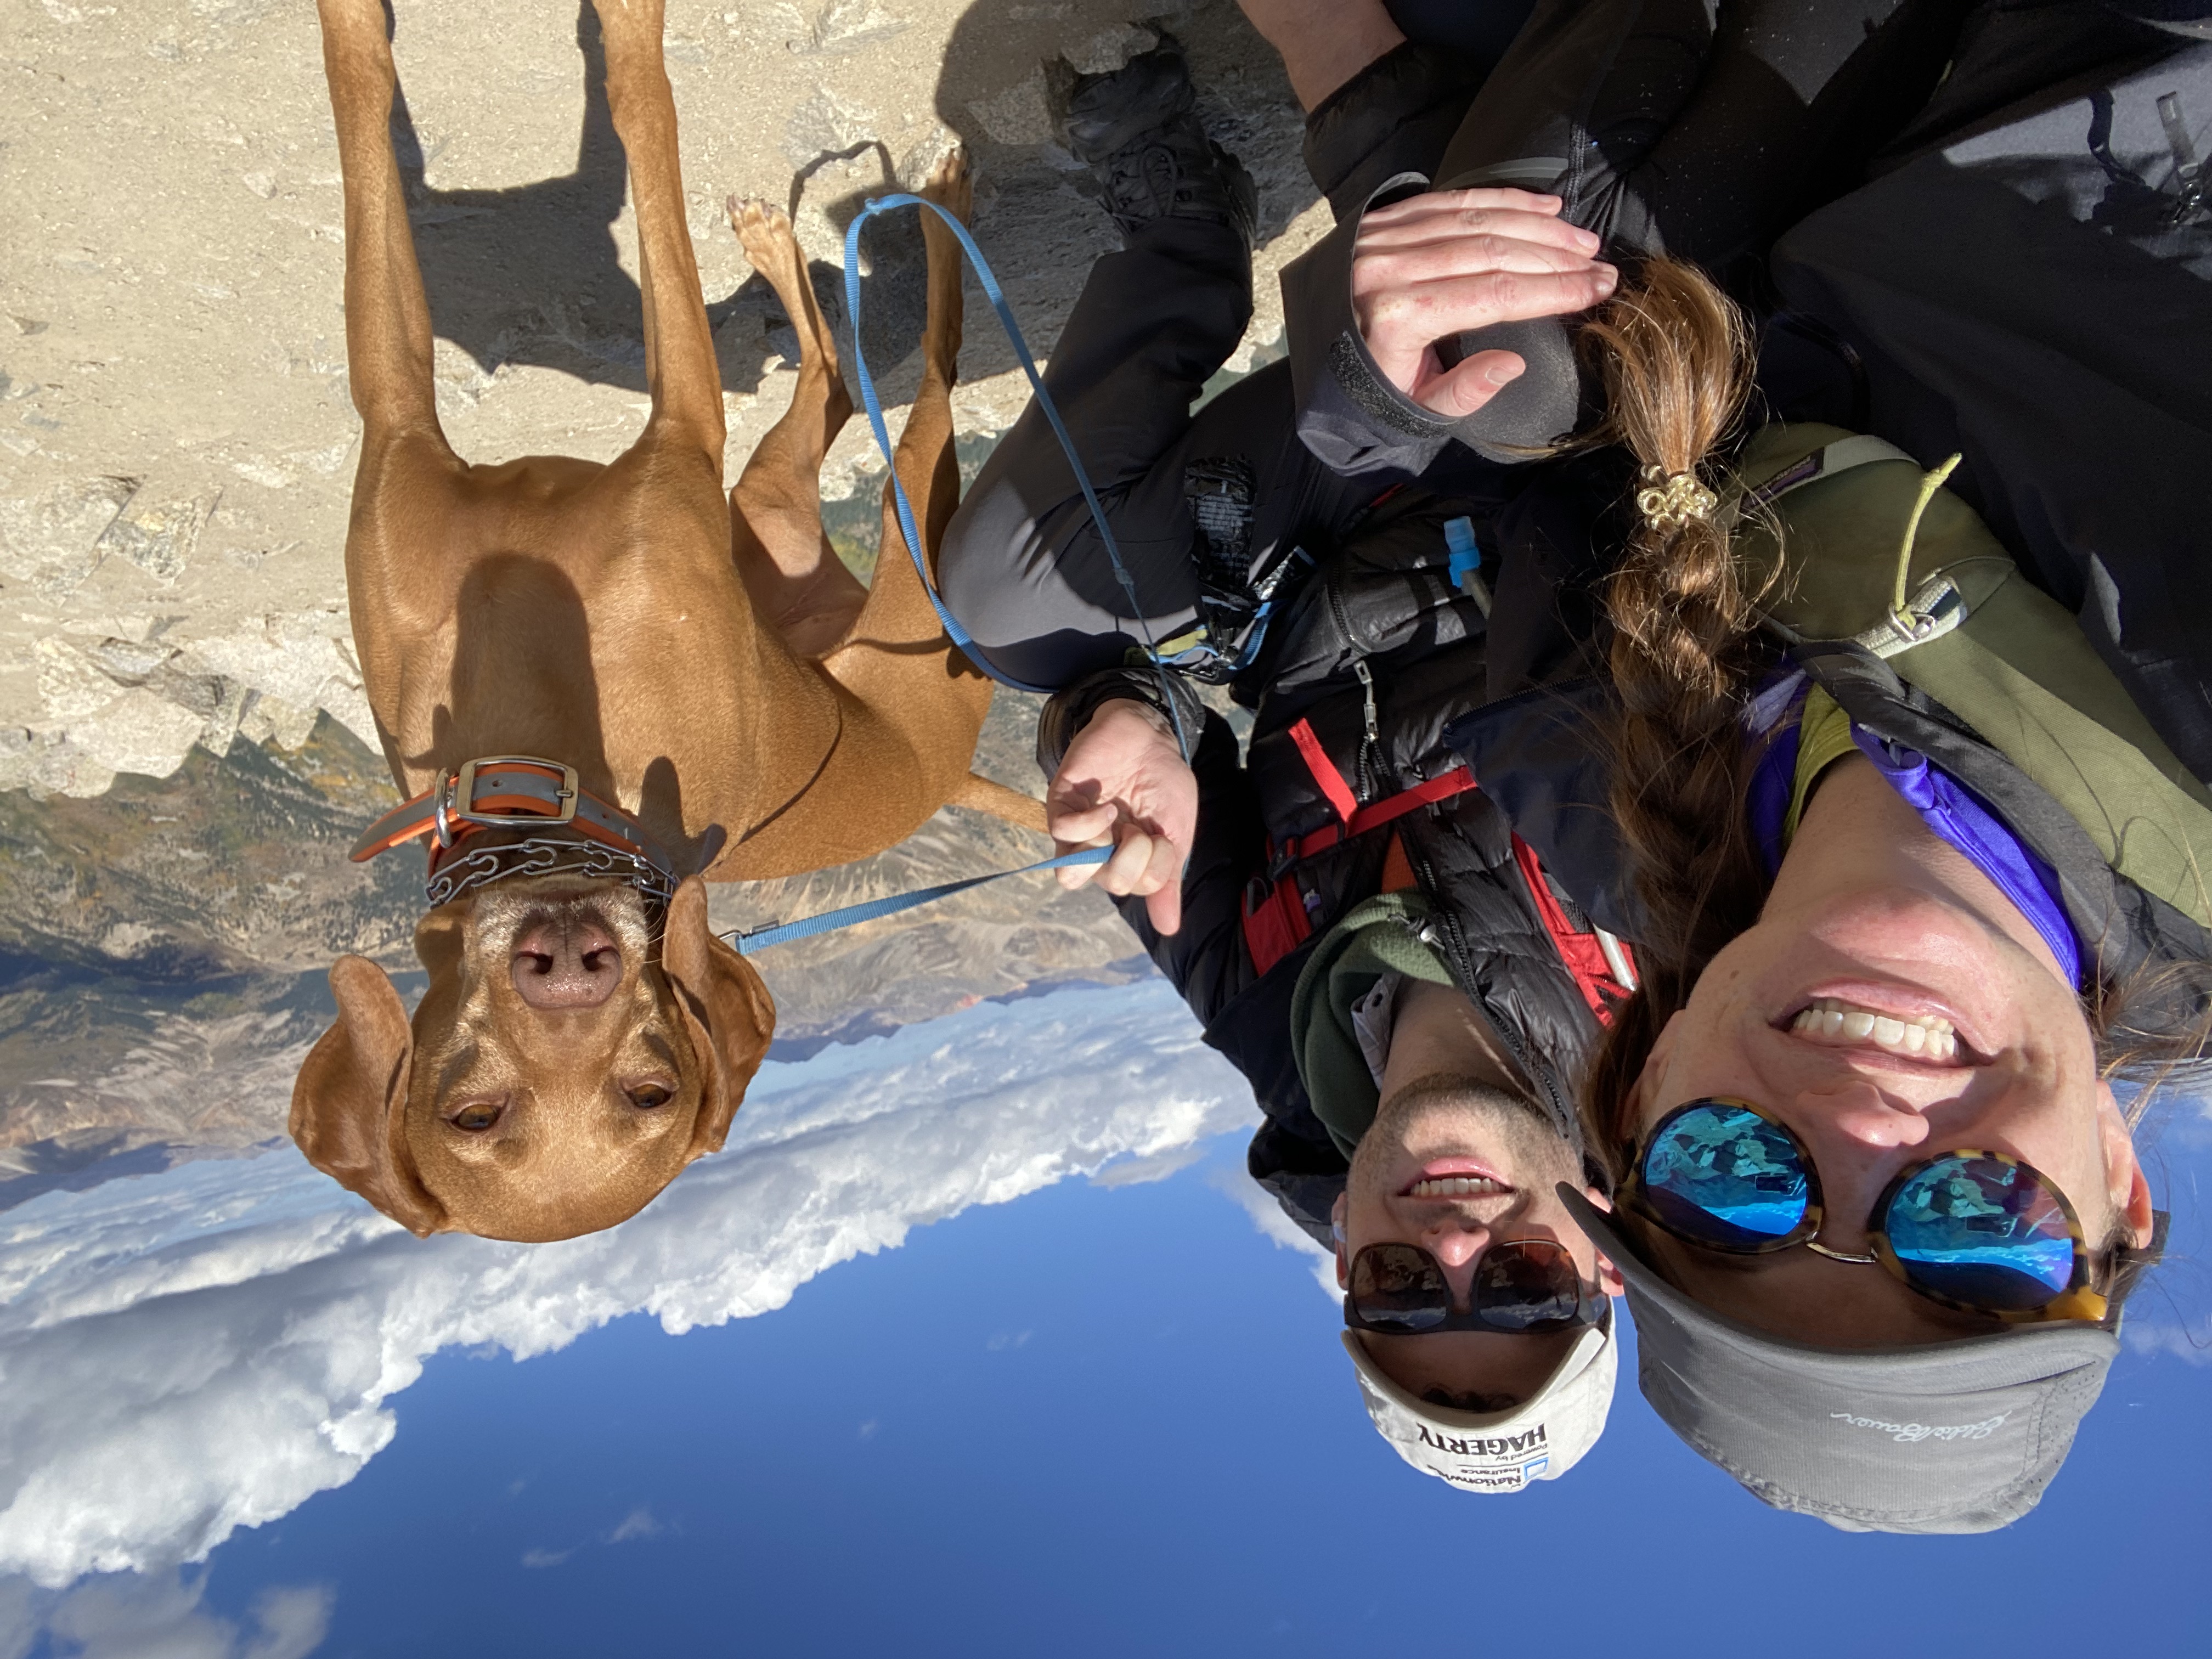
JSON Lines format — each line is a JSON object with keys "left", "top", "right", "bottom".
{"left": 351, "top": 756, "right": 682, "bottom": 905}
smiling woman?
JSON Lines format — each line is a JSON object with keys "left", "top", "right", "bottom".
{"left": 1570, "top": 260, "right": 2199, "bottom": 1278}
{"left": 1616, "top": 751, "right": 2158, "bottom": 1310}
{"left": 1538, "top": 35, "right": 2212, "bottom": 1521}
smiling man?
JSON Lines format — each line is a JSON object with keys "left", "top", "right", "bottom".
{"left": 928, "top": 12, "right": 1646, "bottom": 1488}
{"left": 1297, "top": 900, "right": 1622, "bottom": 1492}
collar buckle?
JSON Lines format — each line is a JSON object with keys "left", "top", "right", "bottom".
{"left": 450, "top": 757, "right": 579, "bottom": 830}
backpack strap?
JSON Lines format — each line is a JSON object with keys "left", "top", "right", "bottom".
{"left": 1239, "top": 742, "right": 1481, "bottom": 978}
{"left": 1510, "top": 834, "right": 1638, "bottom": 1024}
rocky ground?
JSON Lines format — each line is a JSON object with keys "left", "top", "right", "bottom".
{"left": 0, "top": 0, "right": 1308, "bottom": 1191}
{"left": 0, "top": 0, "right": 1321, "bottom": 794}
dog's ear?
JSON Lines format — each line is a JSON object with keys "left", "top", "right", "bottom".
{"left": 659, "top": 877, "right": 775, "bottom": 1161}
{"left": 290, "top": 956, "right": 448, "bottom": 1237}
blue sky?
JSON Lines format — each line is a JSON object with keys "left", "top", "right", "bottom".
{"left": 2, "top": 981, "right": 2207, "bottom": 1658}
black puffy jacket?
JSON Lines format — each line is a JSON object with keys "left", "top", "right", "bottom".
{"left": 1039, "top": 478, "right": 1636, "bottom": 1244}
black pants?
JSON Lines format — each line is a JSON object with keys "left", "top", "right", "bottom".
{"left": 936, "top": 218, "right": 1369, "bottom": 690}
{"left": 936, "top": 0, "right": 1967, "bottom": 691}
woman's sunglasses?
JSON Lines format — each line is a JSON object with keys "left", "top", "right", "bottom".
{"left": 1344, "top": 1240, "right": 1600, "bottom": 1336}
{"left": 1621, "top": 1098, "right": 2104, "bottom": 1323}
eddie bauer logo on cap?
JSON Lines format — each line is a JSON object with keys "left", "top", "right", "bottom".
{"left": 1418, "top": 1422, "right": 1548, "bottom": 1461}
{"left": 1829, "top": 1410, "right": 2011, "bottom": 1443}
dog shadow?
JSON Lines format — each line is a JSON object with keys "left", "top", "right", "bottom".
{"left": 384, "top": 0, "right": 936, "bottom": 407}
{"left": 422, "top": 557, "right": 718, "bottom": 874}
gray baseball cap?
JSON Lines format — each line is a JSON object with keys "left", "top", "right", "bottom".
{"left": 1558, "top": 1186, "right": 2127, "bottom": 1533}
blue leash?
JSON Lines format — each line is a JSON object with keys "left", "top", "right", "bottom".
{"left": 726, "top": 846, "right": 1110, "bottom": 954}
{"left": 841, "top": 193, "right": 1192, "bottom": 761}
{"left": 744, "top": 195, "right": 1188, "bottom": 959}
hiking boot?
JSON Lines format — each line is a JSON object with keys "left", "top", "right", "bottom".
{"left": 1045, "top": 31, "right": 1258, "bottom": 245}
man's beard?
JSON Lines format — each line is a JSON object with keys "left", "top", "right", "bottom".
{"left": 1347, "top": 1072, "right": 1573, "bottom": 1206}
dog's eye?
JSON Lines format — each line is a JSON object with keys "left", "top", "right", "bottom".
{"left": 628, "top": 1084, "right": 673, "bottom": 1110}
{"left": 450, "top": 1103, "right": 503, "bottom": 1132}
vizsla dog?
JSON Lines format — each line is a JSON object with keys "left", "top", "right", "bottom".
{"left": 296, "top": 0, "right": 1039, "bottom": 1243}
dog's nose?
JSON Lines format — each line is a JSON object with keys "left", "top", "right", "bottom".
{"left": 511, "top": 918, "right": 623, "bottom": 1008}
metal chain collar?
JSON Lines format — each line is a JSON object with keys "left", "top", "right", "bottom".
{"left": 424, "top": 833, "right": 678, "bottom": 911}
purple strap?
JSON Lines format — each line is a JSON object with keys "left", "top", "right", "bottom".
{"left": 1849, "top": 726, "right": 2081, "bottom": 986}
{"left": 1743, "top": 677, "right": 2083, "bottom": 987}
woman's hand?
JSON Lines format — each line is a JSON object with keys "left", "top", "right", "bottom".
{"left": 1047, "top": 698, "right": 1199, "bottom": 936}
{"left": 1351, "top": 188, "right": 1617, "bottom": 419}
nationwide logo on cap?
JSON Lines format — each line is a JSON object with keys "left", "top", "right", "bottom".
{"left": 1438, "top": 1454, "right": 1551, "bottom": 1492}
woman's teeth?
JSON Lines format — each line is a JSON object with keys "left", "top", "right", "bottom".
{"left": 1790, "top": 997, "right": 1958, "bottom": 1061}
{"left": 1410, "top": 1176, "right": 1506, "bottom": 1198}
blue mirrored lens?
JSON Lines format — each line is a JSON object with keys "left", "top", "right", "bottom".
{"left": 1642, "top": 1103, "right": 1810, "bottom": 1248}
{"left": 1886, "top": 1156, "right": 2076, "bottom": 1312}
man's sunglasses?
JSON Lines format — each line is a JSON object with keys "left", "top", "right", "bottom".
{"left": 1620, "top": 1098, "right": 2105, "bottom": 1323}
{"left": 1343, "top": 1240, "right": 1600, "bottom": 1336}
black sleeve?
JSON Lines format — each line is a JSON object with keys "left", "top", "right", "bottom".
{"left": 1429, "top": 0, "right": 1972, "bottom": 270}
{"left": 1035, "top": 686, "right": 1274, "bottom": 1036}
{"left": 1035, "top": 664, "right": 1210, "bottom": 776}
{"left": 1302, "top": 41, "right": 1492, "bottom": 222}
{"left": 1278, "top": 0, "right": 1973, "bottom": 482}
{"left": 1108, "top": 710, "right": 1262, "bottom": 1030}
{"left": 1278, "top": 179, "right": 1588, "bottom": 479}
{"left": 1109, "top": 715, "right": 1347, "bottom": 1203}
{"left": 1042, "top": 696, "right": 1350, "bottom": 1214}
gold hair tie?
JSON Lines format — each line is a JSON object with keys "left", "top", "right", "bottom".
{"left": 1635, "top": 466, "right": 1717, "bottom": 533}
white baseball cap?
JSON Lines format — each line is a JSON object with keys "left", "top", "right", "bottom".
{"left": 1340, "top": 1300, "right": 1618, "bottom": 1492}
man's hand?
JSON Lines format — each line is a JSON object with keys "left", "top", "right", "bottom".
{"left": 1351, "top": 189, "right": 1617, "bottom": 419}
{"left": 1047, "top": 698, "right": 1199, "bottom": 936}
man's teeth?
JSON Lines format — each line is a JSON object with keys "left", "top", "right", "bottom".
{"left": 1790, "top": 997, "right": 1958, "bottom": 1061}
{"left": 1410, "top": 1176, "right": 1506, "bottom": 1198}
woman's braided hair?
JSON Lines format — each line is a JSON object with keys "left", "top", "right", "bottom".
{"left": 1572, "top": 258, "right": 1772, "bottom": 1180}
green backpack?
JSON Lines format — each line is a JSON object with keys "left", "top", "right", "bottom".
{"left": 1726, "top": 422, "right": 2212, "bottom": 932}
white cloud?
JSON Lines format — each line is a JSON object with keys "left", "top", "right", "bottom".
{"left": 606, "top": 1509, "right": 662, "bottom": 1544}
{"left": 2125, "top": 1316, "right": 2212, "bottom": 1365}
{"left": 0, "top": 980, "right": 1256, "bottom": 1589}
{"left": 0, "top": 1571, "right": 330, "bottom": 1659}
{"left": 1087, "top": 1143, "right": 1207, "bottom": 1188}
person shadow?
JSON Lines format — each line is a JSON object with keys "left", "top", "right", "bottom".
{"left": 927, "top": 0, "right": 1317, "bottom": 388}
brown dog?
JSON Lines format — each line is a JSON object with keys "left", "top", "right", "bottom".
{"left": 295, "top": 0, "right": 1040, "bottom": 1243}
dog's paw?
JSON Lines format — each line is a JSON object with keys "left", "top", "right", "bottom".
{"left": 727, "top": 195, "right": 799, "bottom": 273}
{"left": 918, "top": 146, "right": 972, "bottom": 226}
